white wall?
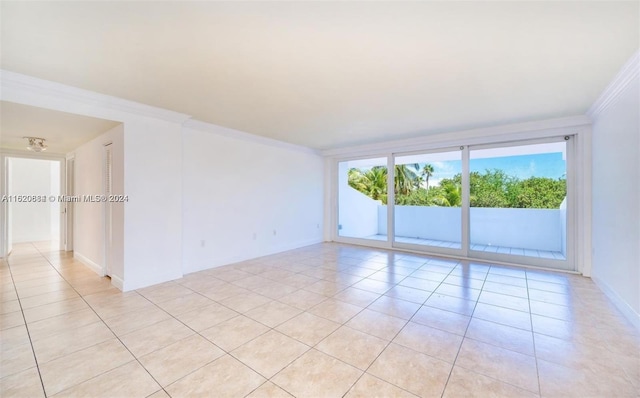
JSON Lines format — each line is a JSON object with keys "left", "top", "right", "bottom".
{"left": 337, "top": 185, "right": 380, "bottom": 239}
{"left": 8, "top": 158, "right": 60, "bottom": 243}
{"left": 378, "top": 205, "right": 561, "bottom": 251}
{"left": 470, "top": 208, "right": 561, "bottom": 251}
{"left": 122, "top": 119, "right": 183, "bottom": 288}
{"left": 1, "top": 71, "right": 189, "bottom": 291}
{"left": 73, "top": 124, "right": 124, "bottom": 282}
{"left": 591, "top": 73, "right": 639, "bottom": 326}
{"left": 337, "top": 161, "right": 382, "bottom": 239}
{"left": 182, "top": 126, "right": 324, "bottom": 273}
{"left": 380, "top": 205, "right": 462, "bottom": 243}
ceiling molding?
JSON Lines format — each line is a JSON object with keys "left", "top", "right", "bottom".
{"left": 183, "top": 119, "right": 321, "bottom": 156}
{"left": 587, "top": 50, "right": 640, "bottom": 119}
{"left": 0, "top": 69, "right": 192, "bottom": 124}
{"left": 321, "top": 115, "right": 592, "bottom": 158}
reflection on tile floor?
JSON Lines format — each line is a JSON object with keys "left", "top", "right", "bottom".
{"left": 1, "top": 241, "right": 638, "bottom": 397}
{"left": 365, "top": 234, "right": 566, "bottom": 259}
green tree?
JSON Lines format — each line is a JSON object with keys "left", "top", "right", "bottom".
{"left": 441, "top": 180, "right": 462, "bottom": 207}
{"left": 394, "top": 164, "right": 420, "bottom": 196}
{"left": 421, "top": 164, "right": 434, "bottom": 190}
{"left": 348, "top": 166, "right": 565, "bottom": 209}
{"left": 348, "top": 167, "right": 388, "bottom": 204}
{"left": 510, "top": 177, "right": 566, "bottom": 208}
{"left": 468, "top": 170, "right": 513, "bottom": 208}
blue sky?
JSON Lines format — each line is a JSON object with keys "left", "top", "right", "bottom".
{"left": 348, "top": 148, "right": 567, "bottom": 184}
{"left": 424, "top": 152, "right": 566, "bottom": 185}
{"left": 470, "top": 153, "right": 566, "bottom": 179}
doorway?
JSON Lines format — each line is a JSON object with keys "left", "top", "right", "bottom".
{"left": 3, "top": 157, "right": 64, "bottom": 255}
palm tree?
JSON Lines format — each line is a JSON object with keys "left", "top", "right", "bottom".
{"left": 421, "top": 164, "right": 434, "bottom": 190}
{"left": 442, "top": 181, "right": 462, "bottom": 207}
{"left": 365, "top": 166, "right": 388, "bottom": 203}
{"left": 394, "top": 164, "right": 419, "bottom": 195}
{"left": 347, "top": 167, "right": 388, "bottom": 204}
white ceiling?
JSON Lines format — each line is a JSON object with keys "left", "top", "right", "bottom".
{"left": 1, "top": 2, "right": 638, "bottom": 150}
{"left": 0, "top": 101, "right": 120, "bottom": 154}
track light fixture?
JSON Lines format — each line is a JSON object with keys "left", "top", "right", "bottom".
{"left": 24, "top": 137, "right": 48, "bottom": 152}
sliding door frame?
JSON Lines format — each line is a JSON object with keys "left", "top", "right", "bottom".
{"left": 329, "top": 118, "right": 591, "bottom": 275}
{"left": 391, "top": 145, "right": 467, "bottom": 258}
{"left": 465, "top": 136, "right": 576, "bottom": 271}
{"left": 333, "top": 153, "right": 393, "bottom": 251}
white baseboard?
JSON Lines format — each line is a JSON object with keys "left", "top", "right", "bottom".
{"left": 184, "top": 238, "right": 324, "bottom": 275}
{"left": 110, "top": 274, "right": 124, "bottom": 291}
{"left": 74, "top": 252, "right": 105, "bottom": 277}
{"left": 592, "top": 275, "right": 640, "bottom": 331}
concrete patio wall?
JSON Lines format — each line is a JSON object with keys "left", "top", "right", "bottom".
{"left": 380, "top": 205, "right": 562, "bottom": 252}
{"left": 468, "top": 207, "right": 562, "bottom": 252}
{"left": 378, "top": 206, "right": 461, "bottom": 243}
{"left": 338, "top": 186, "right": 566, "bottom": 252}
{"left": 338, "top": 186, "right": 381, "bottom": 238}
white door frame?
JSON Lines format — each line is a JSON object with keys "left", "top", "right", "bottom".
{"left": 103, "top": 143, "right": 113, "bottom": 277}
{"left": 0, "top": 150, "right": 66, "bottom": 257}
{"left": 65, "top": 155, "right": 75, "bottom": 252}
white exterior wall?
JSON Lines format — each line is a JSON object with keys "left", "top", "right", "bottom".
{"left": 338, "top": 187, "right": 380, "bottom": 239}
{"left": 469, "top": 207, "right": 561, "bottom": 251}
{"left": 380, "top": 205, "right": 462, "bottom": 243}
{"left": 378, "top": 205, "right": 561, "bottom": 251}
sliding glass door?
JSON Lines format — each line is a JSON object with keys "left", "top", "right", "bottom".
{"left": 393, "top": 149, "right": 463, "bottom": 255}
{"left": 335, "top": 137, "right": 573, "bottom": 270}
{"left": 468, "top": 139, "right": 572, "bottom": 269}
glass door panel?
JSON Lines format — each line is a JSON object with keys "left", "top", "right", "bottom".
{"left": 338, "top": 157, "right": 388, "bottom": 241}
{"left": 469, "top": 141, "right": 568, "bottom": 264}
{"left": 393, "top": 150, "right": 462, "bottom": 252}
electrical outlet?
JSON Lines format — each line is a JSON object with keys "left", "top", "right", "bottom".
{"left": 200, "top": 240, "right": 205, "bottom": 247}
{"left": 273, "top": 230, "right": 277, "bottom": 236}
{"left": 252, "top": 233, "right": 257, "bottom": 240}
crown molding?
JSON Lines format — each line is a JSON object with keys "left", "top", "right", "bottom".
{"left": 0, "top": 69, "right": 192, "bottom": 124}
{"left": 588, "top": 50, "right": 639, "bottom": 119}
{"left": 183, "top": 119, "right": 321, "bottom": 156}
{"left": 321, "top": 115, "right": 591, "bottom": 158}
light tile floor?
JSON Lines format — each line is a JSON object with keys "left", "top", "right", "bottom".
{"left": 1, "top": 241, "right": 638, "bottom": 397}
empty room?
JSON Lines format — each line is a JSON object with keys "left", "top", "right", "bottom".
{"left": 0, "top": 1, "right": 638, "bottom": 397}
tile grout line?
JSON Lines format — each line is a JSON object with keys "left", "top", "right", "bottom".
{"left": 27, "top": 244, "right": 173, "bottom": 398}
{"left": 216, "top": 254, "right": 418, "bottom": 397}
{"left": 133, "top": 277, "right": 314, "bottom": 397}
{"left": 526, "top": 270, "right": 544, "bottom": 398}
{"left": 121, "top": 255, "right": 369, "bottom": 395}
{"left": 7, "top": 242, "right": 628, "bottom": 397}
{"left": 335, "top": 259, "right": 458, "bottom": 397}
{"left": 437, "top": 262, "right": 489, "bottom": 398}
{"left": 4, "top": 242, "right": 50, "bottom": 397}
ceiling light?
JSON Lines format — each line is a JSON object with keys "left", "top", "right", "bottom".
{"left": 24, "top": 137, "right": 48, "bottom": 152}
